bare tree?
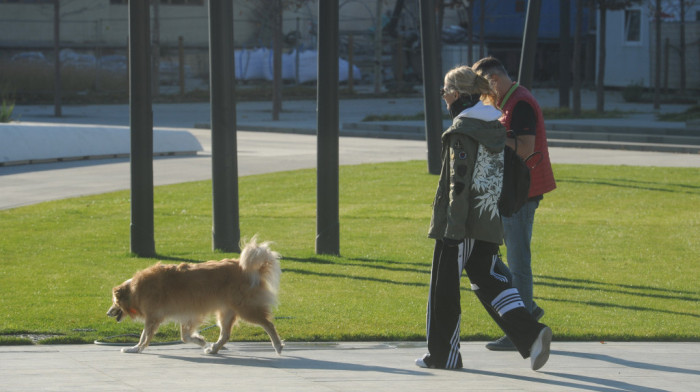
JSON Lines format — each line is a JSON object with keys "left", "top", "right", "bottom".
{"left": 435, "top": 1, "right": 472, "bottom": 75}
{"left": 679, "top": 0, "right": 686, "bottom": 95}
{"left": 676, "top": 0, "right": 699, "bottom": 95}
{"left": 152, "top": 0, "right": 160, "bottom": 97}
{"left": 479, "top": 0, "right": 485, "bottom": 58}
{"left": 374, "top": 0, "right": 383, "bottom": 94}
{"left": 654, "top": 0, "right": 661, "bottom": 109}
{"left": 272, "top": 0, "right": 283, "bottom": 120}
{"left": 53, "top": 0, "right": 61, "bottom": 117}
{"left": 572, "top": 0, "right": 584, "bottom": 115}
{"left": 245, "top": 0, "right": 311, "bottom": 120}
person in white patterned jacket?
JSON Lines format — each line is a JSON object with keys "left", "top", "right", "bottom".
{"left": 416, "top": 65, "right": 552, "bottom": 372}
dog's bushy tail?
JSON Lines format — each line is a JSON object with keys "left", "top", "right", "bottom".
{"left": 239, "top": 236, "right": 282, "bottom": 296}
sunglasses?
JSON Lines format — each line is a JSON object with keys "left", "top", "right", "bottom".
{"left": 440, "top": 87, "right": 448, "bottom": 97}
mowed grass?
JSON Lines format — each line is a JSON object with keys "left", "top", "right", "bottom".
{"left": 0, "top": 161, "right": 698, "bottom": 346}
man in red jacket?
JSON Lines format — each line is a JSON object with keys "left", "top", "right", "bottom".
{"left": 473, "top": 57, "right": 556, "bottom": 351}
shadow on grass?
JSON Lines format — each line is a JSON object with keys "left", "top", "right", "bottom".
{"left": 284, "top": 256, "right": 429, "bottom": 275}
{"left": 152, "top": 254, "right": 202, "bottom": 264}
{"left": 283, "top": 267, "right": 427, "bottom": 288}
{"left": 536, "top": 275, "right": 700, "bottom": 302}
{"left": 557, "top": 177, "right": 700, "bottom": 194}
{"left": 538, "top": 297, "right": 700, "bottom": 320}
{"left": 538, "top": 275, "right": 699, "bottom": 296}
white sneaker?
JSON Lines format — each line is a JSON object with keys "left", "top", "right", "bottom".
{"left": 530, "top": 326, "right": 552, "bottom": 371}
{"left": 415, "top": 354, "right": 433, "bottom": 369}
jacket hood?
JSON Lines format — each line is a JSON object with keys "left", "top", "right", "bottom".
{"left": 455, "top": 101, "right": 502, "bottom": 122}
{"left": 443, "top": 102, "right": 505, "bottom": 152}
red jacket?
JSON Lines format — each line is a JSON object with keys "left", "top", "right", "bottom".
{"left": 498, "top": 83, "right": 556, "bottom": 198}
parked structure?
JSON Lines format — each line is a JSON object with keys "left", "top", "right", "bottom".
{"left": 600, "top": 1, "right": 700, "bottom": 90}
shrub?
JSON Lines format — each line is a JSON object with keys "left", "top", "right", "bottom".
{"left": 0, "top": 99, "right": 15, "bottom": 122}
{"left": 622, "top": 81, "right": 645, "bottom": 102}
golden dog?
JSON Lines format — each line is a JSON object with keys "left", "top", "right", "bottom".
{"left": 106, "top": 237, "right": 283, "bottom": 355}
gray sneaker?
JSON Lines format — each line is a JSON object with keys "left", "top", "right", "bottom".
{"left": 486, "top": 306, "right": 545, "bottom": 351}
{"left": 485, "top": 335, "right": 516, "bottom": 351}
{"left": 530, "top": 326, "right": 552, "bottom": 371}
{"left": 532, "top": 306, "right": 545, "bottom": 321}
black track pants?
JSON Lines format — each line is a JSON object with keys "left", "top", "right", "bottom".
{"left": 425, "top": 238, "right": 545, "bottom": 368}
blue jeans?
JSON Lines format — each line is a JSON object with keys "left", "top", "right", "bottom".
{"left": 502, "top": 199, "right": 540, "bottom": 313}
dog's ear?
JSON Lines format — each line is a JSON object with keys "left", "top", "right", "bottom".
{"left": 113, "top": 282, "right": 131, "bottom": 303}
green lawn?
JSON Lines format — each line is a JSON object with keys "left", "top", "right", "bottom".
{"left": 0, "top": 161, "right": 698, "bottom": 346}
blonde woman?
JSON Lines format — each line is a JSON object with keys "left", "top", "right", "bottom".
{"left": 417, "top": 65, "right": 552, "bottom": 371}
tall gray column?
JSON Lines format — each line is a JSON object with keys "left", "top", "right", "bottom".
{"left": 208, "top": 0, "right": 240, "bottom": 252}
{"left": 128, "top": 0, "right": 155, "bottom": 257}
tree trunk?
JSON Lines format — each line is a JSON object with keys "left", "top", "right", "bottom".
{"left": 559, "top": 0, "right": 571, "bottom": 108}
{"left": 653, "top": 0, "right": 661, "bottom": 109}
{"left": 679, "top": 0, "right": 686, "bottom": 95}
{"left": 272, "top": 0, "right": 283, "bottom": 120}
{"left": 467, "top": 1, "right": 473, "bottom": 65}
{"left": 152, "top": 0, "right": 160, "bottom": 97}
{"left": 384, "top": 0, "right": 405, "bottom": 37}
{"left": 436, "top": 0, "right": 444, "bottom": 76}
{"left": 374, "top": 0, "right": 383, "bottom": 94}
{"left": 479, "top": 0, "right": 485, "bottom": 58}
{"left": 572, "top": 0, "right": 582, "bottom": 115}
{"left": 596, "top": 4, "right": 606, "bottom": 114}
{"left": 53, "top": 0, "right": 61, "bottom": 117}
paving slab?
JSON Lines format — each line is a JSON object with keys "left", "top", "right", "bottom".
{"left": 1, "top": 342, "right": 698, "bottom": 392}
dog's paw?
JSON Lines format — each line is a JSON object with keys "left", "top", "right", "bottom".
{"left": 121, "top": 346, "right": 141, "bottom": 354}
{"left": 274, "top": 341, "right": 284, "bottom": 355}
{"left": 204, "top": 345, "right": 219, "bottom": 355}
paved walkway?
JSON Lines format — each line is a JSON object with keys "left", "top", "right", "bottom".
{"left": 2, "top": 341, "right": 699, "bottom": 391}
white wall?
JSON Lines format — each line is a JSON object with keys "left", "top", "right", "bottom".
{"left": 598, "top": 5, "right": 651, "bottom": 88}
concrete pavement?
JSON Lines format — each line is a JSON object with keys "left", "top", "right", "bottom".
{"left": 2, "top": 341, "right": 699, "bottom": 392}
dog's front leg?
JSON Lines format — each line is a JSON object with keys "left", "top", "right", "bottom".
{"left": 181, "top": 322, "right": 207, "bottom": 347}
{"left": 122, "top": 319, "right": 159, "bottom": 353}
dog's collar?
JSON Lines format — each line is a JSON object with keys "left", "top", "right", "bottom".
{"left": 127, "top": 307, "right": 139, "bottom": 316}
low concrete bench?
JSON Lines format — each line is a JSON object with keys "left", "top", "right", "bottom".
{"left": 0, "top": 122, "right": 202, "bottom": 166}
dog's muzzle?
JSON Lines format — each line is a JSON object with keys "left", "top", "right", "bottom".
{"left": 107, "top": 305, "right": 124, "bottom": 322}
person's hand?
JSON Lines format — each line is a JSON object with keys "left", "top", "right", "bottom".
{"left": 443, "top": 238, "right": 463, "bottom": 247}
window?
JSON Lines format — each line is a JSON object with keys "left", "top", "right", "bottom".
{"left": 624, "top": 9, "right": 641, "bottom": 43}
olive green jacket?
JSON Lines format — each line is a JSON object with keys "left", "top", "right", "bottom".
{"left": 428, "top": 109, "right": 506, "bottom": 244}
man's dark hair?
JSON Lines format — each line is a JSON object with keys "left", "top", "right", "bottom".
{"left": 473, "top": 56, "right": 509, "bottom": 78}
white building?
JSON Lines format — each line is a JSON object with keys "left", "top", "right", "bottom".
{"left": 600, "top": 1, "right": 700, "bottom": 89}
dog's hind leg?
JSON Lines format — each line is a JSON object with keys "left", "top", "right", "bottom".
{"left": 123, "top": 318, "right": 160, "bottom": 353}
{"left": 242, "top": 312, "right": 284, "bottom": 355}
{"left": 259, "top": 319, "right": 284, "bottom": 355}
{"left": 181, "top": 321, "right": 206, "bottom": 347}
{"left": 205, "top": 310, "right": 237, "bottom": 355}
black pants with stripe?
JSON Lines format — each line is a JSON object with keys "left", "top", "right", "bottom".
{"left": 425, "top": 238, "right": 546, "bottom": 368}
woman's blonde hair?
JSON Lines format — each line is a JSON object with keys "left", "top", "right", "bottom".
{"left": 444, "top": 65, "right": 498, "bottom": 106}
